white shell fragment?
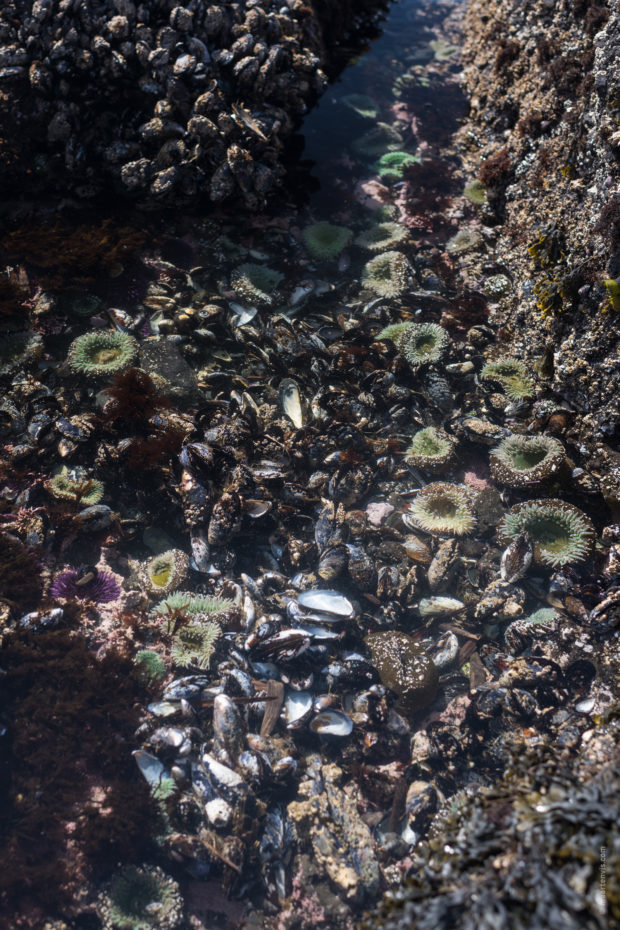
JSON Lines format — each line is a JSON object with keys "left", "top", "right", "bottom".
{"left": 280, "top": 378, "right": 304, "bottom": 428}
{"left": 309, "top": 709, "right": 354, "bottom": 737}
{"left": 284, "top": 690, "right": 314, "bottom": 727}
{"left": 132, "top": 750, "right": 166, "bottom": 786}
{"left": 297, "top": 589, "right": 355, "bottom": 619}
{"left": 147, "top": 701, "right": 181, "bottom": 718}
{"left": 205, "top": 797, "right": 233, "bottom": 828}
{"left": 418, "top": 596, "right": 465, "bottom": 617}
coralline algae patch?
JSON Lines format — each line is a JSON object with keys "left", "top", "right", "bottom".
{"left": 0, "top": 1, "right": 618, "bottom": 929}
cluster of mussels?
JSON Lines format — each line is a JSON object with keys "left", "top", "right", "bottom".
{"left": 0, "top": 3, "right": 619, "bottom": 929}
{"left": 0, "top": 0, "right": 380, "bottom": 206}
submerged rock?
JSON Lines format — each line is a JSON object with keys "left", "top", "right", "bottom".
{"left": 365, "top": 632, "right": 439, "bottom": 714}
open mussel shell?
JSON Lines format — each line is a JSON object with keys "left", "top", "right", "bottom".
{"left": 309, "top": 709, "right": 354, "bottom": 737}
{"left": 279, "top": 378, "right": 304, "bottom": 428}
{"left": 418, "top": 596, "right": 465, "bottom": 617}
{"left": 283, "top": 690, "right": 314, "bottom": 728}
{"left": 297, "top": 589, "right": 355, "bottom": 620}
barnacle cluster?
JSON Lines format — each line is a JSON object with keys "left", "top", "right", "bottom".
{"left": 141, "top": 549, "right": 190, "bottom": 597}
{"left": 97, "top": 864, "right": 183, "bottom": 930}
{"left": 231, "top": 263, "right": 283, "bottom": 307}
{"left": 0, "top": 332, "right": 43, "bottom": 377}
{"left": 67, "top": 331, "right": 138, "bottom": 378}
{"left": 407, "top": 482, "right": 476, "bottom": 536}
{"left": 399, "top": 322, "right": 450, "bottom": 369}
{"left": 302, "top": 222, "right": 352, "bottom": 260}
{"left": 497, "top": 499, "right": 595, "bottom": 568}
{"left": 480, "top": 357, "right": 534, "bottom": 401}
{"left": 490, "top": 434, "right": 565, "bottom": 487}
{"left": 406, "top": 426, "right": 456, "bottom": 473}
{"left": 362, "top": 251, "right": 411, "bottom": 297}
{"left": 45, "top": 466, "right": 104, "bottom": 505}
{"left": 355, "top": 222, "right": 408, "bottom": 251}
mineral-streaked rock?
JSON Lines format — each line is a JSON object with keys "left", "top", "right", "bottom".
{"left": 365, "top": 631, "right": 439, "bottom": 714}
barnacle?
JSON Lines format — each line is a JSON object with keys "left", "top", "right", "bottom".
{"left": 446, "top": 228, "right": 482, "bottom": 254}
{"left": 341, "top": 94, "right": 379, "bottom": 119}
{"left": 171, "top": 619, "right": 221, "bottom": 669}
{"left": 67, "top": 331, "right": 137, "bottom": 378}
{"left": 352, "top": 123, "right": 403, "bottom": 159}
{"left": 230, "top": 262, "right": 283, "bottom": 307}
{"left": 133, "top": 649, "right": 167, "bottom": 686}
{"left": 374, "top": 151, "right": 420, "bottom": 180}
{"left": 464, "top": 180, "right": 486, "bottom": 204}
{"left": 399, "top": 322, "right": 450, "bottom": 368}
{"left": 0, "top": 332, "right": 43, "bottom": 377}
{"left": 406, "top": 426, "right": 456, "bottom": 474}
{"left": 141, "top": 549, "right": 190, "bottom": 596}
{"left": 480, "top": 357, "right": 534, "bottom": 401}
{"left": 153, "top": 590, "right": 234, "bottom": 619}
{"left": 97, "top": 864, "right": 183, "bottom": 930}
{"left": 490, "top": 435, "right": 565, "bottom": 487}
{"left": 407, "top": 482, "right": 476, "bottom": 536}
{"left": 355, "top": 222, "right": 408, "bottom": 251}
{"left": 497, "top": 499, "right": 595, "bottom": 568}
{"left": 361, "top": 251, "right": 411, "bottom": 297}
{"left": 46, "top": 466, "right": 104, "bottom": 505}
{"left": 301, "top": 222, "right": 352, "bottom": 260}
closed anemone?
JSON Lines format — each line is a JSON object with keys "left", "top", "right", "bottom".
{"left": 446, "top": 228, "right": 483, "bottom": 254}
{"left": 46, "top": 466, "right": 104, "bottom": 505}
{"left": 355, "top": 222, "right": 408, "bottom": 251}
{"left": 490, "top": 435, "right": 565, "bottom": 487}
{"left": 481, "top": 357, "right": 534, "bottom": 401}
{"left": 97, "top": 864, "right": 183, "bottom": 930}
{"left": 67, "top": 330, "right": 137, "bottom": 378}
{"left": 374, "top": 151, "right": 420, "bottom": 180}
{"left": 398, "top": 322, "right": 450, "bottom": 368}
{"left": 230, "top": 263, "right": 283, "bottom": 307}
{"left": 406, "top": 426, "right": 456, "bottom": 474}
{"left": 407, "top": 482, "right": 476, "bottom": 536}
{"left": 142, "top": 549, "right": 189, "bottom": 596}
{"left": 362, "top": 251, "right": 411, "bottom": 297}
{"left": 497, "top": 499, "right": 595, "bottom": 568}
{"left": 302, "top": 222, "right": 352, "bottom": 260}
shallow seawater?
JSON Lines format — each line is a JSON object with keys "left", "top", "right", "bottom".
{"left": 1, "top": 0, "right": 612, "bottom": 928}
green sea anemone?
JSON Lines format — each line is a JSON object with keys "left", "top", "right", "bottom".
{"left": 302, "top": 222, "right": 352, "bottom": 260}
{"left": 406, "top": 426, "right": 456, "bottom": 474}
{"left": 97, "top": 864, "right": 183, "bottom": 930}
{"left": 407, "top": 482, "right": 476, "bottom": 536}
{"left": 0, "top": 332, "right": 43, "bottom": 377}
{"left": 490, "top": 435, "right": 565, "bottom": 487}
{"left": 352, "top": 123, "right": 403, "bottom": 159}
{"left": 362, "top": 251, "right": 411, "bottom": 297}
{"left": 341, "top": 94, "right": 379, "bottom": 119}
{"left": 374, "top": 151, "right": 421, "bottom": 180}
{"left": 481, "top": 357, "right": 535, "bottom": 401}
{"left": 230, "top": 263, "right": 283, "bottom": 307}
{"left": 399, "top": 322, "right": 450, "bottom": 368}
{"left": 497, "top": 499, "right": 595, "bottom": 568}
{"left": 64, "top": 291, "right": 103, "bottom": 317}
{"left": 134, "top": 649, "right": 167, "bottom": 686}
{"left": 45, "top": 466, "right": 104, "bottom": 505}
{"left": 377, "top": 321, "right": 414, "bottom": 344}
{"left": 355, "top": 222, "right": 409, "bottom": 251}
{"left": 153, "top": 590, "right": 234, "bottom": 620}
{"left": 171, "top": 619, "right": 221, "bottom": 669}
{"left": 141, "top": 549, "right": 189, "bottom": 596}
{"left": 446, "top": 229, "right": 483, "bottom": 254}
{"left": 464, "top": 180, "right": 487, "bottom": 204}
{"left": 67, "top": 330, "right": 137, "bottom": 378}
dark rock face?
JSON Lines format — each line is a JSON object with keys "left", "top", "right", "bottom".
{"left": 0, "top": 0, "right": 382, "bottom": 207}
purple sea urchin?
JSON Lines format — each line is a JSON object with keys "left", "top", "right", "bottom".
{"left": 406, "top": 482, "right": 476, "bottom": 536}
{"left": 302, "top": 222, "right": 352, "bottom": 260}
{"left": 497, "top": 499, "right": 595, "bottom": 568}
{"left": 67, "top": 330, "right": 137, "bottom": 378}
{"left": 406, "top": 427, "right": 456, "bottom": 474}
{"left": 399, "top": 322, "right": 450, "bottom": 368}
{"left": 50, "top": 569, "right": 121, "bottom": 603}
{"left": 362, "top": 251, "right": 411, "bottom": 297}
{"left": 490, "top": 435, "right": 565, "bottom": 487}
